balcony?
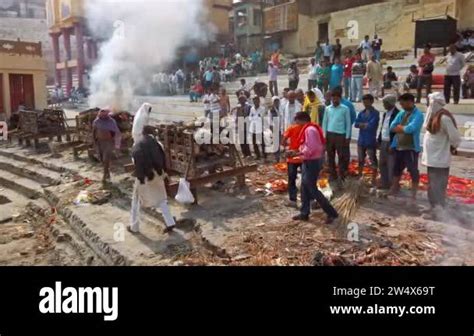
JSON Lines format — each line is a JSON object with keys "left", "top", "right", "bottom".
{"left": 0, "top": 39, "right": 42, "bottom": 57}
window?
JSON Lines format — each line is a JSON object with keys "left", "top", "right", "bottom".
{"left": 253, "top": 9, "right": 262, "bottom": 27}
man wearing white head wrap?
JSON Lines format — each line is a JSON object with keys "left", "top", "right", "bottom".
{"left": 422, "top": 92, "right": 461, "bottom": 210}
{"left": 132, "top": 103, "right": 152, "bottom": 144}
{"left": 129, "top": 103, "right": 176, "bottom": 234}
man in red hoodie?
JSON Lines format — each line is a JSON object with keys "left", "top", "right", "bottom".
{"left": 288, "top": 112, "right": 339, "bottom": 223}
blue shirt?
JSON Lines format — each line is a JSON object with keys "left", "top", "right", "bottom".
{"left": 204, "top": 71, "right": 213, "bottom": 82}
{"left": 329, "top": 64, "right": 344, "bottom": 90}
{"left": 389, "top": 107, "right": 424, "bottom": 152}
{"left": 341, "top": 98, "right": 357, "bottom": 125}
{"left": 355, "top": 108, "right": 380, "bottom": 148}
{"left": 322, "top": 104, "right": 352, "bottom": 139}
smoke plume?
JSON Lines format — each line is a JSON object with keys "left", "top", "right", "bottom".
{"left": 85, "top": 0, "right": 212, "bottom": 110}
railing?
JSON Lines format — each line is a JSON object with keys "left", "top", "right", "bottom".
{"left": 0, "top": 39, "right": 42, "bottom": 57}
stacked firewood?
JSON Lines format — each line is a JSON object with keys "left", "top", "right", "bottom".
{"left": 19, "top": 109, "right": 67, "bottom": 135}
{"left": 76, "top": 108, "right": 134, "bottom": 146}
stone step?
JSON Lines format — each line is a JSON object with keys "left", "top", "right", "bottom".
{"left": 0, "top": 148, "right": 66, "bottom": 174}
{"left": 0, "top": 170, "right": 44, "bottom": 200}
{"left": 0, "top": 186, "right": 48, "bottom": 224}
{"left": 44, "top": 186, "right": 194, "bottom": 266}
{"left": 0, "top": 156, "right": 63, "bottom": 186}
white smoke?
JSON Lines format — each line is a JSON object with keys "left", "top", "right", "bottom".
{"left": 85, "top": 0, "right": 213, "bottom": 110}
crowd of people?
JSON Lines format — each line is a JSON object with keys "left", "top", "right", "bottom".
{"left": 186, "top": 34, "right": 466, "bottom": 223}
{"left": 90, "top": 35, "right": 469, "bottom": 231}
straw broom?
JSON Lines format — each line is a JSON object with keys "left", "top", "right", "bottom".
{"left": 333, "top": 179, "right": 366, "bottom": 228}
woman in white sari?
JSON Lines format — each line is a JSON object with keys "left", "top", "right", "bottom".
{"left": 129, "top": 103, "right": 176, "bottom": 234}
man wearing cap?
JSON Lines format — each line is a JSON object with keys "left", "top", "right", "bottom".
{"left": 378, "top": 94, "right": 400, "bottom": 190}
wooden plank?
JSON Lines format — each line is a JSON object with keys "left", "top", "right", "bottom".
{"left": 166, "top": 164, "right": 258, "bottom": 197}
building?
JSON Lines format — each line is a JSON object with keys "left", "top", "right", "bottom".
{"left": 0, "top": 0, "right": 54, "bottom": 84}
{"left": 233, "top": 0, "right": 265, "bottom": 53}
{"left": 263, "top": 0, "right": 474, "bottom": 57}
{"left": 0, "top": 0, "right": 46, "bottom": 19}
{"left": 231, "top": 0, "right": 288, "bottom": 54}
{"left": 205, "top": 0, "right": 233, "bottom": 43}
{"left": 46, "top": 0, "right": 98, "bottom": 95}
{"left": 0, "top": 38, "right": 47, "bottom": 119}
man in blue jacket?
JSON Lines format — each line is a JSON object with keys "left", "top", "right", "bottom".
{"left": 389, "top": 93, "right": 424, "bottom": 199}
{"left": 355, "top": 94, "right": 380, "bottom": 186}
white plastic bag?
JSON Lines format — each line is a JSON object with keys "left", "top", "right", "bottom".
{"left": 175, "top": 178, "right": 195, "bottom": 204}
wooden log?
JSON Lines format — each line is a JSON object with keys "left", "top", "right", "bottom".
{"left": 166, "top": 164, "right": 258, "bottom": 197}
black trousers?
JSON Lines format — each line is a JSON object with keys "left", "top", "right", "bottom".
{"left": 269, "top": 80, "right": 279, "bottom": 97}
{"left": 251, "top": 133, "right": 266, "bottom": 159}
{"left": 444, "top": 75, "right": 461, "bottom": 104}
{"left": 289, "top": 80, "right": 299, "bottom": 90}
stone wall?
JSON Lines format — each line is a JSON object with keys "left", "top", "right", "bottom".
{"left": 0, "top": 18, "right": 54, "bottom": 83}
{"left": 281, "top": 0, "right": 459, "bottom": 56}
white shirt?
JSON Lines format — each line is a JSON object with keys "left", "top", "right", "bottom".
{"left": 308, "top": 64, "right": 320, "bottom": 80}
{"left": 446, "top": 52, "right": 466, "bottom": 76}
{"left": 422, "top": 115, "right": 462, "bottom": 168}
{"left": 381, "top": 108, "right": 394, "bottom": 142}
{"left": 203, "top": 94, "right": 210, "bottom": 111}
{"left": 283, "top": 101, "right": 302, "bottom": 131}
{"left": 360, "top": 40, "right": 372, "bottom": 50}
{"left": 249, "top": 105, "right": 266, "bottom": 134}
{"left": 209, "top": 93, "right": 221, "bottom": 114}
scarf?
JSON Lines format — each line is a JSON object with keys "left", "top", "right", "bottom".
{"left": 426, "top": 93, "right": 457, "bottom": 134}
{"left": 132, "top": 103, "right": 152, "bottom": 144}
{"left": 427, "top": 109, "right": 458, "bottom": 134}
{"left": 297, "top": 122, "right": 326, "bottom": 147}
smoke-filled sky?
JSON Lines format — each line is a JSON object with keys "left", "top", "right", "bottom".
{"left": 86, "top": 0, "right": 213, "bottom": 110}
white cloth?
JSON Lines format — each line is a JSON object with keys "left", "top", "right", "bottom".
{"left": 369, "top": 80, "right": 381, "bottom": 98}
{"left": 132, "top": 103, "right": 152, "bottom": 144}
{"left": 130, "top": 102, "right": 175, "bottom": 232}
{"left": 248, "top": 105, "right": 266, "bottom": 134}
{"left": 422, "top": 93, "right": 462, "bottom": 168}
{"left": 130, "top": 179, "right": 175, "bottom": 232}
{"left": 283, "top": 101, "right": 302, "bottom": 131}
{"left": 311, "top": 87, "right": 325, "bottom": 104}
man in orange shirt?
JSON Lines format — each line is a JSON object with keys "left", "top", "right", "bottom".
{"left": 283, "top": 122, "right": 304, "bottom": 208}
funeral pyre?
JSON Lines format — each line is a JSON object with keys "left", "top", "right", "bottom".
{"left": 8, "top": 109, "right": 73, "bottom": 148}
{"left": 73, "top": 108, "right": 134, "bottom": 158}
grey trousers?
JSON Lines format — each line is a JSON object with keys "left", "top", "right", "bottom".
{"left": 427, "top": 167, "right": 450, "bottom": 208}
{"left": 379, "top": 141, "right": 395, "bottom": 189}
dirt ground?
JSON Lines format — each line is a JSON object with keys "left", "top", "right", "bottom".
{"left": 0, "top": 138, "right": 473, "bottom": 266}
{"left": 0, "top": 202, "right": 103, "bottom": 266}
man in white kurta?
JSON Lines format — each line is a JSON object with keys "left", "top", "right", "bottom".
{"left": 129, "top": 103, "right": 176, "bottom": 234}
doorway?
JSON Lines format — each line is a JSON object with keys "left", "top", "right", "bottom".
{"left": 9, "top": 74, "right": 35, "bottom": 112}
{"left": 319, "top": 22, "right": 329, "bottom": 42}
